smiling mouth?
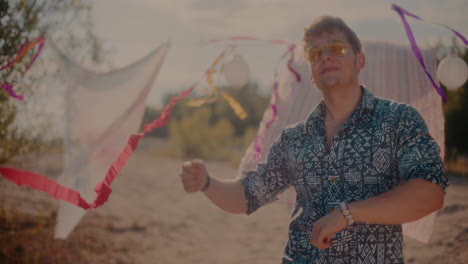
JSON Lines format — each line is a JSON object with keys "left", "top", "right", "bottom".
{"left": 321, "top": 67, "right": 338, "bottom": 74}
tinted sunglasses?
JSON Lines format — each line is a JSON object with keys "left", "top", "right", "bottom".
{"left": 304, "top": 40, "right": 352, "bottom": 64}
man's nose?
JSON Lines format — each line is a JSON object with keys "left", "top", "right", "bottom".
{"left": 319, "top": 49, "right": 334, "bottom": 62}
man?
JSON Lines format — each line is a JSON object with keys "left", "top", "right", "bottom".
{"left": 180, "top": 16, "right": 449, "bottom": 263}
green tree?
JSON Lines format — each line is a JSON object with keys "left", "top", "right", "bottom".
{"left": 211, "top": 82, "right": 270, "bottom": 136}
{"left": 169, "top": 107, "right": 235, "bottom": 159}
{"left": 141, "top": 82, "right": 270, "bottom": 139}
{"left": 0, "top": 0, "right": 104, "bottom": 164}
{"left": 146, "top": 82, "right": 270, "bottom": 162}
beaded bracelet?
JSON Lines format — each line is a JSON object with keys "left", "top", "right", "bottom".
{"left": 339, "top": 202, "right": 355, "bottom": 226}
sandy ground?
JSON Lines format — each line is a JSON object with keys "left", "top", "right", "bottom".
{"left": 1, "top": 150, "right": 468, "bottom": 264}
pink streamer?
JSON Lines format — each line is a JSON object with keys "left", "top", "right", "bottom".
{"left": 286, "top": 44, "right": 301, "bottom": 82}
{"left": 26, "top": 37, "right": 46, "bottom": 70}
{"left": 17, "top": 39, "right": 29, "bottom": 56}
{"left": 0, "top": 84, "right": 196, "bottom": 210}
{"left": 0, "top": 39, "right": 28, "bottom": 71}
{"left": 253, "top": 44, "right": 300, "bottom": 161}
{"left": 0, "top": 38, "right": 45, "bottom": 71}
{"left": 0, "top": 49, "right": 224, "bottom": 210}
{"left": 253, "top": 81, "right": 279, "bottom": 161}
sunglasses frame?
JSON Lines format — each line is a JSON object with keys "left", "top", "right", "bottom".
{"left": 304, "top": 40, "right": 354, "bottom": 64}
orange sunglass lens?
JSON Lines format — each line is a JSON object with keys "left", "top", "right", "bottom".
{"left": 305, "top": 41, "right": 349, "bottom": 63}
{"left": 327, "top": 41, "right": 348, "bottom": 56}
{"left": 306, "top": 48, "right": 321, "bottom": 63}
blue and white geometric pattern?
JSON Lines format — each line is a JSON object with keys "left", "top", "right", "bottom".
{"left": 241, "top": 87, "right": 449, "bottom": 263}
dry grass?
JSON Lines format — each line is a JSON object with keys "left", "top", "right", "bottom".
{"left": 0, "top": 208, "right": 74, "bottom": 264}
{"left": 0, "top": 208, "right": 130, "bottom": 264}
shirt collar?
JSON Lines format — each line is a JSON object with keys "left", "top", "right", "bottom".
{"left": 360, "top": 85, "right": 376, "bottom": 114}
{"left": 305, "top": 86, "right": 376, "bottom": 132}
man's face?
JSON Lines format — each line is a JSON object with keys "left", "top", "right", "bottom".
{"left": 305, "top": 31, "right": 364, "bottom": 91}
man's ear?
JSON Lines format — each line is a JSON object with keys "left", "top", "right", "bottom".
{"left": 357, "top": 52, "right": 365, "bottom": 70}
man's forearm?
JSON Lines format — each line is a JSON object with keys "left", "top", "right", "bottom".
{"left": 348, "top": 178, "right": 444, "bottom": 225}
{"left": 203, "top": 177, "right": 248, "bottom": 214}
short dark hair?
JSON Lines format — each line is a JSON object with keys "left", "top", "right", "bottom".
{"left": 302, "top": 16, "right": 362, "bottom": 53}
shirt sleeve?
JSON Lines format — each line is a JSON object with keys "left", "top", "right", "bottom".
{"left": 240, "top": 130, "right": 293, "bottom": 215}
{"left": 396, "top": 105, "right": 449, "bottom": 191}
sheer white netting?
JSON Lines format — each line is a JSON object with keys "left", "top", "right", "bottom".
{"left": 50, "top": 42, "right": 170, "bottom": 239}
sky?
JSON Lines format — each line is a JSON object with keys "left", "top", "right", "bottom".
{"left": 91, "top": 0, "right": 468, "bottom": 108}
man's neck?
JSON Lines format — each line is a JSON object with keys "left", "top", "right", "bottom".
{"left": 322, "top": 83, "right": 362, "bottom": 124}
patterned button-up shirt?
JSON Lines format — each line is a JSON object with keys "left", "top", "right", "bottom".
{"left": 240, "top": 87, "right": 449, "bottom": 264}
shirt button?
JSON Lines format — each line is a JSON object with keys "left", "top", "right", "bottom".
{"left": 330, "top": 176, "right": 336, "bottom": 182}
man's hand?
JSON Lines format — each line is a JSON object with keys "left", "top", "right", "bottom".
{"left": 310, "top": 209, "right": 348, "bottom": 249}
{"left": 180, "top": 160, "right": 209, "bottom": 193}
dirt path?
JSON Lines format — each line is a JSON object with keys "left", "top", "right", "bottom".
{"left": 1, "top": 152, "right": 467, "bottom": 263}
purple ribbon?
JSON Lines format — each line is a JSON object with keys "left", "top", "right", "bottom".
{"left": 0, "top": 38, "right": 46, "bottom": 101}
{"left": 392, "top": 4, "right": 468, "bottom": 101}
{"left": 439, "top": 24, "right": 468, "bottom": 45}
{"left": 392, "top": 4, "right": 446, "bottom": 100}
{"left": 0, "top": 39, "right": 29, "bottom": 71}
{"left": 1, "top": 83, "right": 24, "bottom": 101}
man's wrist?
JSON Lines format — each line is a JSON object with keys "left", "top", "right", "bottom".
{"left": 201, "top": 175, "right": 211, "bottom": 192}
{"left": 339, "top": 202, "right": 355, "bottom": 226}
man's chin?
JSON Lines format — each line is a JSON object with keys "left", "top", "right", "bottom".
{"left": 318, "top": 79, "right": 340, "bottom": 90}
